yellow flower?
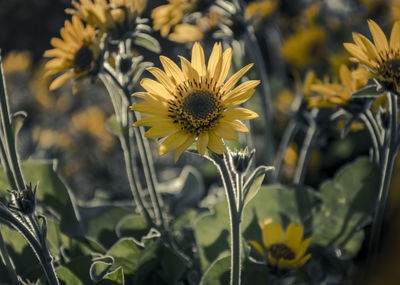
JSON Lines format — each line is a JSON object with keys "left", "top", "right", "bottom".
{"left": 344, "top": 20, "right": 400, "bottom": 93}
{"left": 2, "top": 51, "right": 32, "bottom": 74}
{"left": 67, "top": 0, "right": 146, "bottom": 38}
{"left": 246, "top": 0, "right": 277, "bottom": 27}
{"left": 282, "top": 26, "right": 326, "bottom": 68}
{"left": 131, "top": 42, "right": 259, "bottom": 162}
{"left": 308, "top": 65, "right": 368, "bottom": 108}
{"left": 151, "top": 0, "right": 193, "bottom": 37}
{"left": 168, "top": 24, "right": 204, "bottom": 43}
{"left": 44, "top": 15, "right": 99, "bottom": 90}
{"left": 249, "top": 220, "right": 312, "bottom": 270}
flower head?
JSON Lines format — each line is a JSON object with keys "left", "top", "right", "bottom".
{"left": 307, "top": 65, "right": 369, "bottom": 108}
{"left": 250, "top": 219, "right": 312, "bottom": 270}
{"left": 344, "top": 20, "right": 400, "bottom": 93}
{"left": 44, "top": 15, "right": 100, "bottom": 90}
{"left": 131, "top": 42, "right": 259, "bottom": 162}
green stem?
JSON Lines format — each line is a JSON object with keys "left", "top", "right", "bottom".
{"left": 0, "top": 227, "right": 19, "bottom": 285}
{"left": 0, "top": 205, "right": 59, "bottom": 285}
{"left": 0, "top": 57, "right": 25, "bottom": 191}
{"left": 293, "top": 121, "right": 318, "bottom": 184}
{"left": 244, "top": 25, "right": 274, "bottom": 167}
{"left": 367, "top": 92, "right": 399, "bottom": 267}
{"left": 208, "top": 154, "right": 241, "bottom": 285}
{"left": 360, "top": 112, "right": 381, "bottom": 164}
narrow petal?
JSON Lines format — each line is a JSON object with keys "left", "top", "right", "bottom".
{"left": 160, "top": 56, "right": 185, "bottom": 85}
{"left": 133, "top": 116, "right": 170, "bottom": 127}
{"left": 390, "top": 21, "right": 400, "bottom": 51}
{"left": 130, "top": 102, "right": 168, "bottom": 115}
{"left": 284, "top": 223, "right": 303, "bottom": 252}
{"left": 208, "top": 131, "right": 226, "bottom": 154}
{"left": 49, "top": 72, "right": 75, "bottom": 90}
{"left": 140, "top": 78, "right": 173, "bottom": 99}
{"left": 159, "top": 131, "right": 189, "bottom": 156}
{"left": 262, "top": 222, "right": 282, "bottom": 247}
{"left": 146, "top": 67, "right": 176, "bottom": 93}
{"left": 368, "top": 19, "right": 389, "bottom": 55}
{"left": 197, "top": 132, "right": 209, "bottom": 155}
{"left": 180, "top": 56, "right": 200, "bottom": 83}
{"left": 249, "top": 241, "right": 265, "bottom": 257}
{"left": 207, "top": 42, "right": 223, "bottom": 82}
{"left": 174, "top": 134, "right": 196, "bottom": 162}
{"left": 145, "top": 123, "right": 177, "bottom": 138}
{"left": 220, "top": 119, "right": 249, "bottom": 133}
{"left": 223, "top": 89, "right": 256, "bottom": 109}
{"left": 293, "top": 237, "right": 312, "bottom": 262}
{"left": 223, "top": 108, "right": 259, "bottom": 120}
{"left": 339, "top": 65, "right": 352, "bottom": 89}
{"left": 216, "top": 48, "right": 232, "bottom": 87}
{"left": 292, "top": 253, "right": 311, "bottom": 268}
{"left": 220, "top": 64, "right": 254, "bottom": 95}
{"left": 213, "top": 124, "right": 238, "bottom": 140}
{"left": 223, "top": 80, "right": 260, "bottom": 99}
{"left": 191, "top": 42, "right": 206, "bottom": 77}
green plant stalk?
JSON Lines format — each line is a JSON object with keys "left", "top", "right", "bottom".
{"left": 244, "top": 25, "right": 274, "bottom": 167}
{"left": 0, "top": 137, "right": 16, "bottom": 190}
{"left": 100, "top": 74, "right": 154, "bottom": 224}
{"left": 368, "top": 92, "right": 399, "bottom": 266}
{"left": 293, "top": 122, "right": 318, "bottom": 184}
{"left": 209, "top": 154, "right": 241, "bottom": 285}
{"left": 360, "top": 112, "right": 381, "bottom": 164}
{"left": 0, "top": 205, "right": 59, "bottom": 285}
{"left": 0, "top": 58, "right": 25, "bottom": 191}
{"left": 0, "top": 227, "right": 19, "bottom": 285}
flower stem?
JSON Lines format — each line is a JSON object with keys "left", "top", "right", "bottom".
{"left": 0, "top": 57, "right": 25, "bottom": 191}
{"left": 0, "top": 205, "right": 59, "bottom": 285}
{"left": 244, "top": 25, "right": 274, "bottom": 167}
{"left": 0, "top": 227, "right": 19, "bottom": 285}
{"left": 208, "top": 154, "right": 241, "bottom": 285}
{"left": 360, "top": 111, "right": 381, "bottom": 164}
{"left": 293, "top": 120, "right": 318, "bottom": 184}
{"left": 367, "top": 92, "right": 399, "bottom": 267}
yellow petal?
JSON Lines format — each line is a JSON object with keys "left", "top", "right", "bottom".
{"left": 220, "top": 119, "right": 249, "bottom": 133}
{"left": 146, "top": 67, "right": 176, "bottom": 93}
{"left": 208, "top": 131, "right": 226, "bottom": 154}
{"left": 180, "top": 56, "right": 200, "bottom": 83}
{"left": 263, "top": 222, "right": 282, "bottom": 248}
{"left": 207, "top": 42, "right": 223, "bottom": 82}
{"left": 293, "top": 237, "right": 312, "bottom": 262}
{"left": 160, "top": 56, "right": 185, "bottom": 85}
{"left": 213, "top": 124, "right": 238, "bottom": 140}
{"left": 159, "top": 131, "right": 189, "bottom": 156}
{"left": 140, "top": 78, "right": 173, "bottom": 99}
{"left": 216, "top": 48, "right": 232, "bottom": 87}
{"left": 368, "top": 19, "right": 389, "bottom": 55}
{"left": 292, "top": 253, "right": 311, "bottom": 268}
{"left": 197, "top": 132, "right": 209, "bottom": 155}
{"left": 284, "top": 223, "right": 303, "bottom": 252}
{"left": 133, "top": 116, "right": 170, "bottom": 127}
{"left": 223, "top": 108, "right": 258, "bottom": 120}
{"left": 390, "top": 21, "right": 400, "bottom": 51}
{"left": 191, "top": 42, "right": 206, "bottom": 77}
{"left": 223, "top": 80, "right": 260, "bottom": 99}
{"left": 49, "top": 72, "right": 75, "bottom": 90}
{"left": 249, "top": 241, "right": 265, "bottom": 257}
{"left": 145, "top": 123, "right": 177, "bottom": 138}
{"left": 174, "top": 134, "right": 196, "bottom": 162}
{"left": 130, "top": 102, "right": 168, "bottom": 115}
{"left": 220, "top": 64, "right": 253, "bottom": 94}
{"left": 339, "top": 65, "right": 352, "bottom": 89}
{"left": 223, "top": 89, "right": 256, "bottom": 109}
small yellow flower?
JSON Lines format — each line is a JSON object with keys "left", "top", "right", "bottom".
{"left": 307, "top": 65, "right": 368, "bottom": 108}
{"left": 44, "top": 15, "right": 99, "bottom": 90}
{"left": 250, "top": 220, "right": 312, "bottom": 270}
{"left": 344, "top": 20, "right": 400, "bottom": 92}
{"left": 2, "top": 51, "right": 32, "bottom": 74}
{"left": 131, "top": 42, "right": 259, "bottom": 162}
{"left": 67, "top": 0, "right": 146, "bottom": 38}
{"left": 246, "top": 0, "right": 277, "bottom": 27}
{"left": 151, "top": 0, "right": 193, "bottom": 38}
{"left": 168, "top": 24, "right": 204, "bottom": 43}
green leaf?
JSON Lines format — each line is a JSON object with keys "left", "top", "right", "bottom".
{"left": 11, "top": 111, "right": 27, "bottom": 138}
{"left": 106, "top": 115, "right": 124, "bottom": 137}
{"left": 99, "top": 267, "right": 124, "bottom": 285}
{"left": 312, "top": 157, "right": 379, "bottom": 258}
{"left": 116, "top": 214, "right": 149, "bottom": 241}
{"left": 107, "top": 238, "right": 141, "bottom": 275}
{"left": 133, "top": 33, "right": 161, "bottom": 53}
{"left": 161, "top": 246, "right": 185, "bottom": 285}
{"left": 351, "top": 84, "right": 382, "bottom": 98}
{"left": 90, "top": 256, "right": 114, "bottom": 282}
{"left": 56, "top": 255, "right": 93, "bottom": 285}
{"left": 200, "top": 255, "right": 230, "bottom": 285}
{"left": 242, "top": 166, "right": 274, "bottom": 207}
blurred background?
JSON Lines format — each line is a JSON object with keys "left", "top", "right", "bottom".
{"left": 1, "top": 0, "right": 400, "bottom": 283}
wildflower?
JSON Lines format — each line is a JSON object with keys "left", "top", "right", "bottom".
{"left": 67, "top": 0, "right": 146, "bottom": 40}
{"left": 344, "top": 20, "right": 400, "bottom": 93}
{"left": 228, "top": 147, "right": 256, "bottom": 174}
{"left": 2, "top": 51, "right": 32, "bottom": 74}
{"left": 131, "top": 42, "right": 259, "bottom": 162}
{"left": 250, "top": 219, "right": 312, "bottom": 270}
{"left": 168, "top": 24, "right": 204, "bottom": 43}
{"left": 44, "top": 15, "right": 100, "bottom": 90}
{"left": 151, "top": 0, "right": 193, "bottom": 38}
{"left": 307, "top": 65, "right": 368, "bottom": 108}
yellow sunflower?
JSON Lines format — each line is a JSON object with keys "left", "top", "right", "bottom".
{"left": 307, "top": 65, "right": 369, "bottom": 108}
{"left": 168, "top": 23, "right": 204, "bottom": 43}
{"left": 249, "top": 219, "right": 312, "bottom": 270}
{"left": 130, "top": 42, "right": 259, "bottom": 162}
{"left": 151, "top": 0, "right": 193, "bottom": 37}
{"left": 67, "top": 0, "right": 146, "bottom": 37}
{"left": 44, "top": 15, "right": 99, "bottom": 90}
{"left": 344, "top": 20, "right": 400, "bottom": 93}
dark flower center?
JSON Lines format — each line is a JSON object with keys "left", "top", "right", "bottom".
{"left": 119, "top": 58, "right": 132, "bottom": 74}
{"left": 182, "top": 91, "right": 218, "bottom": 120}
{"left": 74, "top": 45, "right": 93, "bottom": 72}
{"left": 380, "top": 58, "right": 400, "bottom": 80}
{"left": 269, "top": 244, "right": 296, "bottom": 260}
